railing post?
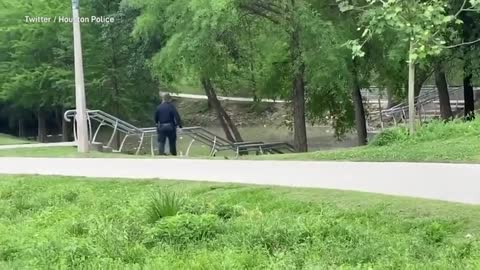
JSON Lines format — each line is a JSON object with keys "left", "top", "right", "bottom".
{"left": 92, "top": 120, "right": 105, "bottom": 143}
{"left": 73, "top": 116, "right": 78, "bottom": 142}
{"left": 135, "top": 133, "right": 145, "bottom": 155}
{"left": 186, "top": 138, "right": 196, "bottom": 157}
{"left": 87, "top": 112, "right": 93, "bottom": 142}
{"left": 210, "top": 136, "right": 217, "bottom": 157}
{"left": 150, "top": 135, "right": 155, "bottom": 157}
{"left": 107, "top": 120, "right": 118, "bottom": 148}
{"left": 119, "top": 134, "right": 130, "bottom": 153}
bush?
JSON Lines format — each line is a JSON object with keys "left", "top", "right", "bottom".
{"left": 146, "top": 214, "right": 223, "bottom": 247}
{"left": 212, "top": 204, "right": 244, "bottom": 220}
{"left": 146, "top": 190, "right": 184, "bottom": 223}
{"left": 369, "top": 127, "right": 409, "bottom": 146}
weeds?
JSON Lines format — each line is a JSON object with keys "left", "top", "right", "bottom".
{"left": 146, "top": 190, "right": 184, "bottom": 223}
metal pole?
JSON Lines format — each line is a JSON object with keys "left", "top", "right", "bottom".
{"left": 72, "top": 0, "right": 89, "bottom": 152}
{"left": 408, "top": 42, "right": 416, "bottom": 134}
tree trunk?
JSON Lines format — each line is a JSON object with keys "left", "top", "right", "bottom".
{"left": 462, "top": 11, "right": 476, "bottom": 120}
{"left": 18, "top": 118, "right": 26, "bottom": 138}
{"left": 464, "top": 73, "right": 475, "bottom": 120}
{"left": 349, "top": 60, "right": 367, "bottom": 146}
{"left": 37, "top": 110, "right": 47, "bottom": 143}
{"left": 290, "top": 17, "right": 308, "bottom": 152}
{"left": 201, "top": 78, "right": 243, "bottom": 142}
{"left": 434, "top": 64, "right": 453, "bottom": 120}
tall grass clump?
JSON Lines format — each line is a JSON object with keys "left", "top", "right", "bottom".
{"left": 370, "top": 118, "right": 480, "bottom": 147}
{"left": 413, "top": 118, "right": 480, "bottom": 143}
{"left": 146, "top": 190, "right": 184, "bottom": 223}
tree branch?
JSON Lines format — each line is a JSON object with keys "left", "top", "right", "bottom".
{"left": 455, "top": 0, "right": 468, "bottom": 17}
{"left": 444, "top": 38, "right": 480, "bottom": 49}
{"left": 238, "top": 3, "right": 282, "bottom": 24}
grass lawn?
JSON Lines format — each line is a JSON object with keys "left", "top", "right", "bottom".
{"left": 259, "top": 135, "right": 480, "bottom": 162}
{"left": 0, "top": 147, "right": 132, "bottom": 158}
{"left": 0, "top": 146, "right": 211, "bottom": 158}
{"left": 1, "top": 119, "right": 480, "bottom": 163}
{"left": 0, "top": 133, "right": 32, "bottom": 146}
{"left": 0, "top": 175, "right": 479, "bottom": 269}
{"left": 257, "top": 119, "right": 480, "bottom": 163}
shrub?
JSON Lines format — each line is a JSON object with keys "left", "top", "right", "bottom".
{"left": 146, "top": 214, "right": 223, "bottom": 247}
{"left": 146, "top": 190, "right": 184, "bottom": 223}
{"left": 369, "top": 127, "right": 409, "bottom": 146}
{"left": 212, "top": 204, "right": 244, "bottom": 220}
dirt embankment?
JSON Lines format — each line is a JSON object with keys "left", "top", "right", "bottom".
{"left": 174, "top": 99, "right": 290, "bottom": 128}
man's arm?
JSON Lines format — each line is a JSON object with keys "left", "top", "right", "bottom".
{"left": 172, "top": 106, "right": 182, "bottom": 128}
{"left": 154, "top": 107, "right": 159, "bottom": 124}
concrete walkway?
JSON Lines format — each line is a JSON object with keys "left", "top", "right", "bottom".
{"left": 170, "top": 92, "right": 388, "bottom": 105}
{"left": 0, "top": 142, "right": 76, "bottom": 150}
{"left": 169, "top": 92, "right": 286, "bottom": 103}
{"left": 0, "top": 157, "right": 479, "bottom": 204}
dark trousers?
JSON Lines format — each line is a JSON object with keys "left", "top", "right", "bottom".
{"left": 157, "top": 124, "right": 177, "bottom": 156}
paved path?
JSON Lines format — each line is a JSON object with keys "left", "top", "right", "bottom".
{"left": 169, "top": 93, "right": 286, "bottom": 103}
{"left": 0, "top": 142, "right": 76, "bottom": 150}
{"left": 0, "top": 158, "right": 479, "bottom": 205}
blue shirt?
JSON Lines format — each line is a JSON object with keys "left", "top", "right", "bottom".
{"left": 154, "top": 102, "right": 182, "bottom": 128}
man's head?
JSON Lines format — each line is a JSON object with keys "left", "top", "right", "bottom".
{"left": 160, "top": 92, "right": 172, "bottom": 103}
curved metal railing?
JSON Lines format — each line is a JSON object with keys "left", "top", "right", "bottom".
{"left": 365, "top": 86, "right": 469, "bottom": 131}
{"left": 64, "top": 109, "right": 295, "bottom": 157}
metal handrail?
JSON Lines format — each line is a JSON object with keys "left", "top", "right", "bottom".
{"left": 364, "top": 85, "right": 477, "bottom": 132}
{"left": 63, "top": 109, "right": 295, "bottom": 156}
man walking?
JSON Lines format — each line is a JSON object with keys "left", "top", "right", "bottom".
{"left": 155, "top": 92, "right": 182, "bottom": 156}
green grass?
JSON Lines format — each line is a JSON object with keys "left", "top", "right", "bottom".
{"left": 2, "top": 119, "right": 480, "bottom": 163}
{"left": 257, "top": 119, "right": 480, "bottom": 163}
{"left": 0, "top": 175, "right": 479, "bottom": 269}
{"left": 0, "top": 133, "right": 32, "bottom": 145}
{"left": 0, "top": 147, "right": 131, "bottom": 158}
{"left": 0, "top": 146, "right": 213, "bottom": 158}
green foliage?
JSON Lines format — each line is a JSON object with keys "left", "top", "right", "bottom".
{"left": 369, "top": 127, "right": 410, "bottom": 146}
{"left": 0, "top": 0, "right": 158, "bottom": 129}
{"left": 339, "top": 0, "right": 480, "bottom": 86}
{"left": 371, "top": 118, "right": 480, "bottom": 147}
{"left": 263, "top": 118, "right": 480, "bottom": 163}
{"left": 146, "top": 190, "right": 185, "bottom": 223}
{"left": 146, "top": 213, "right": 223, "bottom": 247}
{"left": 1, "top": 176, "right": 480, "bottom": 268}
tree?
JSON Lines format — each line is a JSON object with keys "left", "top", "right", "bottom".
{"left": 0, "top": 0, "right": 73, "bottom": 142}
{"left": 339, "top": 0, "right": 480, "bottom": 133}
{"left": 459, "top": 0, "right": 480, "bottom": 119}
{"left": 238, "top": 0, "right": 309, "bottom": 151}
{"left": 131, "top": 0, "right": 244, "bottom": 142}
{"left": 434, "top": 60, "right": 453, "bottom": 120}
